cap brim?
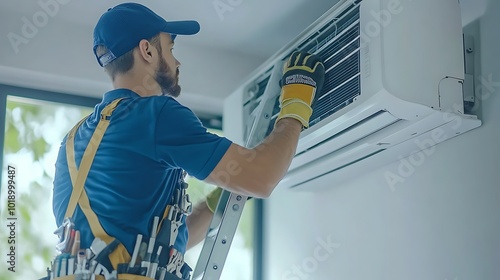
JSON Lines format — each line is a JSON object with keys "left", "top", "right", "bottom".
{"left": 163, "top": 20, "right": 200, "bottom": 36}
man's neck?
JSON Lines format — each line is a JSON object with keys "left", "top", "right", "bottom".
{"left": 112, "top": 71, "right": 160, "bottom": 97}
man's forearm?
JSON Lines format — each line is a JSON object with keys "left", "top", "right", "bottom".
{"left": 206, "top": 118, "right": 302, "bottom": 198}
{"left": 230, "top": 118, "right": 303, "bottom": 196}
{"left": 186, "top": 200, "right": 213, "bottom": 250}
{"left": 254, "top": 118, "right": 302, "bottom": 188}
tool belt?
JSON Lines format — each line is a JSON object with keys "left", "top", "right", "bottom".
{"left": 40, "top": 98, "right": 193, "bottom": 280}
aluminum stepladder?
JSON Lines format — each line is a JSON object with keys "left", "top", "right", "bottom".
{"left": 192, "top": 61, "right": 284, "bottom": 280}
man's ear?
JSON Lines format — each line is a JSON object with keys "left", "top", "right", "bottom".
{"left": 137, "top": 39, "right": 154, "bottom": 63}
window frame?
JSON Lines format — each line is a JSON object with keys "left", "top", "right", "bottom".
{"left": 0, "top": 84, "right": 264, "bottom": 280}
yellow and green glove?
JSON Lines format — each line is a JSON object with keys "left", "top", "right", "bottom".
{"left": 276, "top": 51, "right": 325, "bottom": 128}
{"left": 206, "top": 188, "right": 252, "bottom": 213}
{"left": 206, "top": 187, "right": 223, "bottom": 213}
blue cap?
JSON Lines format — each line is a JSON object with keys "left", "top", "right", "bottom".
{"left": 93, "top": 3, "right": 200, "bottom": 67}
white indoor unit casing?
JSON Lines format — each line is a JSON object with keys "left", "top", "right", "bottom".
{"left": 223, "top": 0, "right": 481, "bottom": 190}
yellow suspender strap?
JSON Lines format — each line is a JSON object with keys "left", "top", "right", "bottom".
{"left": 64, "top": 116, "right": 90, "bottom": 219}
{"left": 63, "top": 98, "right": 130, "bottom": 268}
{"left": 64, "top": 98, "right": 123, "bottom": 241}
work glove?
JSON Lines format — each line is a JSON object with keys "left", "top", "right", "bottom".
{"left": 206, "top": 187, "right": 223, "bottom": 213}
{"left": 206, "top": 188, "right": 252, "bottom": 213}
{"left": 276, "top": 51, "right": 325, "bottom": 128}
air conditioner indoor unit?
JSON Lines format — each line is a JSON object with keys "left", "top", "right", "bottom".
{"left": 223, "top": 0, "right": 481, "bottom": 190}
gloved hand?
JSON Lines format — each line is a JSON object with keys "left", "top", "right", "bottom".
{"left": 206, "top": 187, "right": 223, "bottom": 213}
{"left": 206, "top": 188, "right": 253, "bottom": 213}
{"left": 276, "top": 51, "right": 325, "bottom": 128}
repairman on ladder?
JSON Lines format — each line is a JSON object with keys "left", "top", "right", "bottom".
{"left": 46, "top": 2, "right": 325, "bottom": 280}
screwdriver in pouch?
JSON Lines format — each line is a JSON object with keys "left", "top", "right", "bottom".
{"left": 155, "top": 220, "right": 172, "bottom": 267}
{"left": 142, "top": 216, "right": 160, "bottom": 276}
{"left": 93, "top": 238, "right": 121, "bottom": 272}
{"left": 129, "top": 234, "right": 142, "bottom": 269}
{"left": 147, "top": 246, "right": 162, "bottom": 278}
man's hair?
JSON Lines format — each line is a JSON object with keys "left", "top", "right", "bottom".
{"left": 96, "top": 34, "right": 162, "bottom": 80}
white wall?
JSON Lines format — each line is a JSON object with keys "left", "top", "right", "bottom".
{"left": 264, "top": 1, "right": 500, "bottom": 279}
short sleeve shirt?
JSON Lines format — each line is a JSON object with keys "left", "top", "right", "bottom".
{"left": 52, "top": 89, "right": 232, "bottom": 255}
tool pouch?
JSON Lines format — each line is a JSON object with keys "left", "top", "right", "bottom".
{"left": 49, "top": 274, "right": 179, "bottom": 280}
{"left": 46, "top": 275, "right": 170, "bottom": 280}
{"left": 39, "top": 275, "right": 106, "bottom": 280}
{"left": 52, "top": 276, "right": 106, "bottom": 280}
{"left": 116, "top": 275, "right": 154, "bottom": 280}
{"left": 116, "top": 274, "right": 182, "bottom": 280}
{"left": 116, "top": 273, "right": 183, "bottom": 280}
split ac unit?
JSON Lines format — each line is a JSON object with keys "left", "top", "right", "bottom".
{"left": 223, "top": 0, "right": 481, "bottom": 190}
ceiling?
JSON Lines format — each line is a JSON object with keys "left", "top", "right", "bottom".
{"left": 0, "top": 0, "right": 490, "bottom": 115}
{"left": 1, "top": 0, "right": 340, "bottom": 57}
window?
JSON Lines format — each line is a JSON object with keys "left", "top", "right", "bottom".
{"left": 0, "top": 92, "right": 94, "bottom": 279}
{"left": 0, "top": 86, "right": 262, "bottom": 280}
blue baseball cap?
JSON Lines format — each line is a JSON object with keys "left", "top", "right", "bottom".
{"left": 93, "top": 2, "right": 200, "bottom": 67}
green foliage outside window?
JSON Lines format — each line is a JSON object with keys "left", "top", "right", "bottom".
{"left": 0, "top": 96, "right": 254, "bottom": 280}
{"left": 0, "top": 97, "right": 91, "bottom": 279}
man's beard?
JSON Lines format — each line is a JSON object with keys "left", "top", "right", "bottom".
{"left": 155, "top": 56, "right": 181, "bottom": 97}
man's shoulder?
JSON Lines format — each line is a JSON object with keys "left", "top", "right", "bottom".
{"left": 150, "top": 96, "right": 198, "bottom": 119}
{"left": 101, "top": 90, "right": 186, "bottom": 114}
{"left": 111, "top": 95, "right": 183, "bottom": 119}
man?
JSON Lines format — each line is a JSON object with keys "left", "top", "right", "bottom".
{"left": 52, "top": 2, "right": 324, "bottom": 274}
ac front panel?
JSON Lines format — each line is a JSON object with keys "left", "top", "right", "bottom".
{"left": 283, "top": 108, "right": 481, "bottom": 189}
{"left": 295, "top": 89, "right": 437, "bottom": 155}
{"left": 359, "top": 0, "right": 465, "bottom": 111}
{"left": 289, "top": 111, "right": 399, "bottom": 172}
{"left": 283, "top": 112, "right": 481, "bottom": 190}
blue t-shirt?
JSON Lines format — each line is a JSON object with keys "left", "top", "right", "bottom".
{"left": 52, "top": 89, "right": 231, "bottom": 255}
